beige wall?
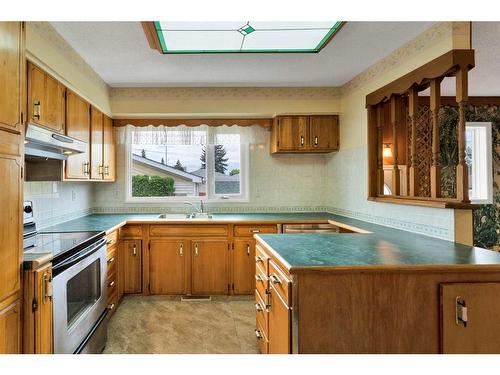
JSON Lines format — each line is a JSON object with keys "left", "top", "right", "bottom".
{"left": 110, "top": 87, "right": 340, "bottom": 117}
{"left": 324, "top": 22, "right": 457, "bottom": 240}
{"left": 25, "top": 22, "right": 111, "bottom": 114}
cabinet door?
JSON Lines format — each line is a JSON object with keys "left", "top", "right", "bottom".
{"left": 122, "top": 240, "right": 142, "bottom": 294}
{"left": 65, "top": 90, "right": 90, "bottom": 179}
{"left": 0, "top": 22, "right": 24, "bottom": 134}
{"left": 277, "top": 116, "right": 309, "bottom": 151}
{"left": 0, "top": 131, "right": 22, "bottom": 303}
{"left": 233, "top": 239, "right": 255, "bottom": 295}
{"left": 0, "top": 299, "right": 21, "bottom": 354}
{"left": 268, "top": 284, "right": 291, "bottom": 354}
{"left": 102, "top": 115, "right": 115, "bottom": 181}
{"left": 191, "top": 240, "right": 228, "bottom": 295}
{"left": 28, "top": 63, "right": 65, "bottom": 133}
{"left": 441, "top": 282, "right": 500, "bottom": 353}
{"left": 90, "top": 106, "right": 104, "bottom": 180}
{"left": 309, "top": 115, "right": 339, "bottom": 151}
{"left": 149, "top": 240, "right": 187, "bottom": 294}
{"left": 34, "top": 265, "right": 53, "bottom": 353}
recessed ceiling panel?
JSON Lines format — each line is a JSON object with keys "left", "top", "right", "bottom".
{"left": 154, "top": 21, "right": 343, "bottom": 53}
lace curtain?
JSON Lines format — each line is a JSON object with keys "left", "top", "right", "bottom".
{"left": 117, "top": 124, "right": 268, "bottom": 145}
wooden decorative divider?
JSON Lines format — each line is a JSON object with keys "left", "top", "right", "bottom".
{"left": 366, "top": 49, "right": 476, "bottom": 209}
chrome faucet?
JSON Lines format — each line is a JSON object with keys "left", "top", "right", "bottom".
{"left": 184, "top": 200, "right": 208, "bottom": 218}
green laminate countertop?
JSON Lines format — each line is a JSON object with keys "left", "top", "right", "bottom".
{"left": 38, "top": 212, "right": 500, "bottom": 271}
{"left": 255, "top": 214, "right": 500, "bottom": 272}
{"left": 41, "top": 212, "right": 337, "bottom": 233}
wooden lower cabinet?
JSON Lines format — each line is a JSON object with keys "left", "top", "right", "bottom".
{"left": 440, "top": 282, "right": 500, "bottom": 353}
{"left": 0, "top": 297, "right": 21, "bottom": 354}
{"left": 268, "top": 284, "right": 291, "bottom": 354}
{"left": 23, "top": 264, "right": 53, "bottom": 354}
{"left": 233, "top": 239, "right": 255, "bottom": 294}
{"left": 149, "top": 240, "right": 187, "bottom": 294}
{"left": 191, "top": 239, "right": 229, "bottom": 295}
{"left": 122, "top": 240, "right": 142, "bottom": 294}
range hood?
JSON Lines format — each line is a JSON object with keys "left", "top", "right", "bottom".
{"left": 25, "top": 123, "right": 86, "bottom": 160}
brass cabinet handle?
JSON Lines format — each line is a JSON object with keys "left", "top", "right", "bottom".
{"left": 255, "top": 274, "right": 263, "bottom": 282}
{"left": 300, "top": 135, "right": 304, "bottom": 146}
{"left": 43, "top": 273, "right": 53, "bottom": 303}
{"left": 194, "top": 243, "right": 199, "bottom": 257}
{"left": 456, "top": 296, "right": 468, "bottom": 327}
{"left": 33, "top": 101, "right": 41, "bottom": 120}
{"left": 108, "top": 281, "right": 115, "bottom": 288}
{"left": 108, "top": 303, "right": 115, "bottom": 311}
{"left": 105, "top": 165, "right": 110, "bottom": 176}
{"left": 132, "top": 244, "right": 137, "bottom": 256}
{"left": 250, "top": 229, "right": 260, "bottom": 233}
{"left": 179, "top": 243, "right": 183, "bottom": 257}
{"left": 314, "top": 136, "right": 318, "bottom": 146}
{"left": 255, "top": 302, "right": 263, "bottom": 311}
{"left": 270, "top": 274, "right": 281, "bottom": 284}
{"left": 107, "top": 257, "right": 115, "bottom": 264}
{"left": 255, "top": 329, "right": 263, "bottom": 340}
{"left": 99, "top": 165, "right": 104, "bottom": 177}
{"left": 247, "top": 244, "right": 250, "bottom": 256}
{"left": 106, "top": 239, "right": 113, "bottom": 245}
{"left": 255, "top": 255, "right": 263, "bottom": 262}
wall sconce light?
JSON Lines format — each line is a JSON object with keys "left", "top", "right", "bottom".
{"left": 383, "top": 143, "right": 392, "bottom": 158}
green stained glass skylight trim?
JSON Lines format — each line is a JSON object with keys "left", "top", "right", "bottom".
{"left": 153, "top": 21, "right": 343, "bottom": 54}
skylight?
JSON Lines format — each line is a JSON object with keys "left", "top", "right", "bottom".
{"left": 152, "top": 21, "right": 344, "bottom": 54}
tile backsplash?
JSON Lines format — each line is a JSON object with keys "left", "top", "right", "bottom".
{"left": 24, "top": 181, "right": 93, "bottom": 229}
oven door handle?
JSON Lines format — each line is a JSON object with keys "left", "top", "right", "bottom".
{"left": 52, "top": 238, "right": 107, "bottom": 275}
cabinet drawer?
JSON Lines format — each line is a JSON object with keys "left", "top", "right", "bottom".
{"left": 105, "top": 230, "right": 118, "bottom": 247}
{"left": 107, "top": 273, "right": 117, "bottom": 298}
{"left": 106, "top": 251, "right": 117, "bottom": 276}
{"left": 255, "top": 289, "right": 268, "bottom": 337}
{"left": 269, "top": 260, "right": 291, "bottom": 306}
{"left": 255, "top": 318, "right": 269, "bottom": 354}
{"left": 120, "top": 225, "right": 142, "bottom": 239}
{"left": 255, "top": 263, "right": 268, "bottom": 300}
{"left": 255, "top": 244, "right": 270, "bottom": 275}
{"left": 149, "top": 225, "right": 228, "bottom": 237}
{"left": 234, "top": 225, "right": 278, "bottom": 237}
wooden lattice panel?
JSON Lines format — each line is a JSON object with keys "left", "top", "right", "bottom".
{"left": 414, "top": 105, "right": 432, "bottom": 197}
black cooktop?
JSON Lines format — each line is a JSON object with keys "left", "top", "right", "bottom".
{"left": 24, "top": 231, "right": 105, "bottom": 260}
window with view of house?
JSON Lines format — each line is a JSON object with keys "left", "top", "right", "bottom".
{"left": 125, "top": 127, "right": 248, "bottom": 201}
{"left": 466, "top": 122, "right": 493, "bottom": 204}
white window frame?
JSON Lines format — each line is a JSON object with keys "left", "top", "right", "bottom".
{"left": 466, "top": 122, "right": 493, "bottom": 205}
{"left": 125, "top": 130, "right": 249, "bottom": 203}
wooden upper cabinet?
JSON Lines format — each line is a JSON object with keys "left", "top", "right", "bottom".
{"left": 272, "top": 116, "right": 309, "bottom": 152}
{"left": 191, "top": 239, "right": 228, "bottom": 295}
{"left": 103, "top": 115, "right": 115, "bottom": 181}
{"left": 309, "top": 115, "right": 339, "bottom": 151}
{"left": 149, "top": 240, "right": 187, "bottom": 295}
{"left": 90, "top": 106, "right": 104, "bottom": 180}
{"left": 271, "top": 115, "right": 339, "bottom": 154}
{"left": 441, "top": 282, "right": 500, "bottom": 353}
{"left": 65, "top": 90, "right": 90, "bottom": 180}
{"left": 122, "top": 240, "right": 142, "bottom": 294}
{"left": 28, "top": 62, "right": 65, "bottom": 133}
{"left": 0, "top": 22, "right": 25, "bottom": 134}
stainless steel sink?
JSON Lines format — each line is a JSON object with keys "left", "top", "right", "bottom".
{"left": 157, "top": 213, "right": 191, "bottom": 219}
{"left": 157, "top": 213, "right": 214, "bottom": 219}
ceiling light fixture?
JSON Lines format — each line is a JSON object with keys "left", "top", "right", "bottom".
{"left": 142, "top": 21, "right": 345, "bottom": 54}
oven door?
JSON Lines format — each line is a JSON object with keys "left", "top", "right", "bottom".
{"left": 52, "top": 239, "right": 107, "bottom": 354}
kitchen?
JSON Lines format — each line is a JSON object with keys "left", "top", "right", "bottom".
{"left": 2, "top": 1, "right": 500, "bottom": 371}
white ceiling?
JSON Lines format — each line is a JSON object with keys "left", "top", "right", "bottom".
{"left": 50, "top": 21, "right": 436, "bottom": 87}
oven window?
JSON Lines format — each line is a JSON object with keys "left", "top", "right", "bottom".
{"left": 66, "top": 259, "right": 101, "bottom": 329}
